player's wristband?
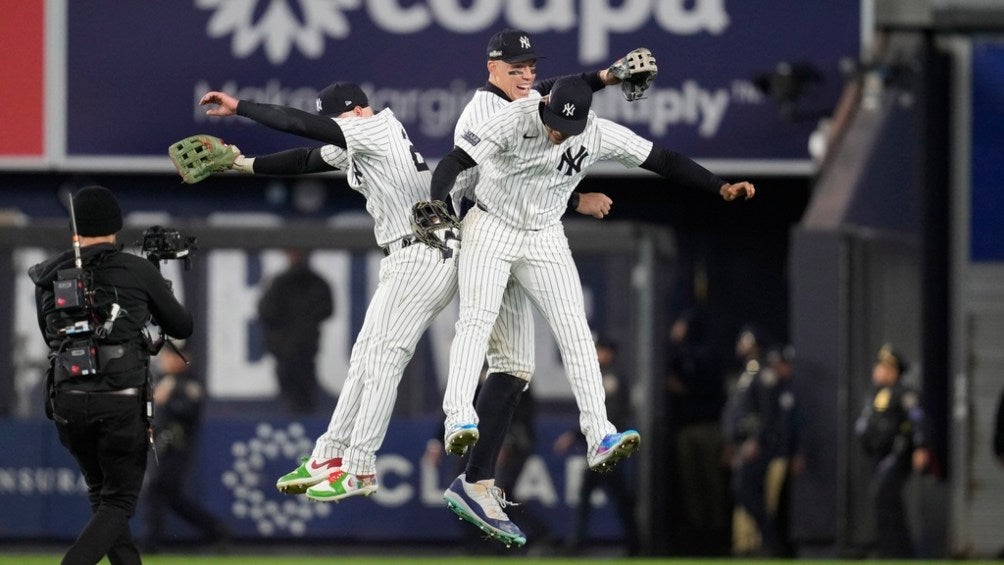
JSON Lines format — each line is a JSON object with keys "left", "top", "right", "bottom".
{"left": 567, "top": 192, "right": 581, "bottom": 213}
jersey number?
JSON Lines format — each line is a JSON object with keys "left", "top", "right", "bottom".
{"left": 409, "top": 144, "right": 429, "bottom": 172}
{"left": 401, "top": 128, "right": 429, "bottom": 172}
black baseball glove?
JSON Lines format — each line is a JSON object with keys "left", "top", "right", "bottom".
{"left": 411, "top": 200, "right": 460, "bottom": 259}
{"left": 607, "top": 47, "right": 658, "bottom": 101}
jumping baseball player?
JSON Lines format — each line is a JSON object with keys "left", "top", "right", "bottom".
{"left": 175, "top": 80, "right": 607, "bottom": 505}
{"left": 188, "top": 83, "right": 460, "bottom": 503}
{"left": 432, "top": 76, "right": 754, "bottom": 543}
{"left": 439, "top": 29, "right": 659, "bottom": 547}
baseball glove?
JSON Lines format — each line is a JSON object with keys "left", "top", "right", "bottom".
{"left": 411, "top": 200, "right": 460, "bottom": 259}
{"left": 168, "top": 134, "right": 239, "bottom": 184}
{"left": 607, "top": 47, "right": 658, "bottom": 101}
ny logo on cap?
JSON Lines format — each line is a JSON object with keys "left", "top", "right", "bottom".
{"left": 519, "top": 36, "right": 531, "bottom": 49}
{"left": 562, "top": 103, "right": 576, "bottom": 117}
{"left": 316, "top": 99, "right": 323, "bottom": 112}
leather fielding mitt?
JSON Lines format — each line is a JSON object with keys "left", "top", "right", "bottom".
{"left": 607, "top": 47, "right": 658, "bottom": 101}
{"left": 411, "top": 200, "right": 460, "bottom": 259}
{"left": 168, "top": 134, "right": 239, "bottom": 184}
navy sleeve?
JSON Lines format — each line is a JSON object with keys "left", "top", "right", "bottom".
{"left": 237, "top": 101, "right": 347, "bottom": 148}
{"left": 640, "top": 146, "right": 725, "bottom": 195}
{"left": 430, "top": 147, "right": 476, "bottom": 202}
{"left": 535, "top": 71, "right": 605, "bottom": 96}
{"left": 252, "top": 147, "right": 338, "bottom": 175}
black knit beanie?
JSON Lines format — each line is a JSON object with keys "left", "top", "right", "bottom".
{"left": 73, "top": 186, "right": 122, "bottom": 236}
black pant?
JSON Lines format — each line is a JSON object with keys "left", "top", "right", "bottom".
{"left": 54, "top": 391, "right": 148, "bottom": 565}
{"left": 732, "top": 454, "right": 773, "bottom": 552}
{"left": 496, "top": 445, "right": 550, "bottom": 544}
{"left": 144, "top": 446, "right": 230, "bottom": 550}
{"left": 274, "top": 351, "right": 319, "bottom": 414}
{"left": 870, "top": 454, "right": 914, "bottom": 558}
{"left": 568, "top": 465, "right": 639, "bottom": 556}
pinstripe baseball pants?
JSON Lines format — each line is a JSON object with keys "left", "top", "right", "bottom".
{"left": 313, "top": 243, "right": 457, "bottom": 475}
{"left": 444, "top": 205, "right": 616, "bottom": 449}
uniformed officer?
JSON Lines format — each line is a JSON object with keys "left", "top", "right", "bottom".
{"left": 28, "top": 186, "right": 193, "bottom": 565}
{"left": 855, "top": 344, "right": 930, "bottom": 558}
{"left": 729, "top": 344, "right": 802, "bottom": 557}
{"left": 143, "top": 347, "right": 231, "bottom": 553}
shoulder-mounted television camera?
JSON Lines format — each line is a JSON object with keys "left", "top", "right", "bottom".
{"left": 139, "top": 225, "right": 197, "bottom": 270}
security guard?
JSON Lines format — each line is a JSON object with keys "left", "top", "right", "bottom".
{"left": 854, "top": 344, "right": 930, "bottom": 558}
{"left": 28, "top": 186, "right": 193, "bottom": 565}
{"left": 729, "top": 344, "right": 801, "bottom": 557}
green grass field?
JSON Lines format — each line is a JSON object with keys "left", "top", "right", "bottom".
{"left": 2, "top": 556, "right": 1002, "bottom": 565}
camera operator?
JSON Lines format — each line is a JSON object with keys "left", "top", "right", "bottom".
{"left": 28, "top": 186, "right": 193, "bottom": 565}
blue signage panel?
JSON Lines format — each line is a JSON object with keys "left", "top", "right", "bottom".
{"left": 0, "top": 416, "right": 627, "bottom": 543}
{"left": 65, "top": 1, "right": 859, "bottom": 167}
{"left": 971, "top": 41, "right": 1004, "bottom": 261}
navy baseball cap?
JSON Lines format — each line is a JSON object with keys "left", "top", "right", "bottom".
{"left": 540, "top": 76, "right": 592, "bottom": 136}
{"left": 316, "top": 82, "right": 369, "bottom": 116}
{"left": 487, "top": 29, "right": 540, "bottom": 64}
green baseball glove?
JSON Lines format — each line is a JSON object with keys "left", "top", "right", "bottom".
{"left": 168, "top": 134, "right": 239, "bottom": 184}
{"left": 607, "top": 47, "right": 658, "bottom": 102}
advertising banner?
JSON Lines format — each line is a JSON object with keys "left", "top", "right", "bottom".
{"left": 0, "top": 416, "right": 624, "bottom": 542}
{"left": 61, "top": 1, "right": 859, "bottom": 173}
{"left": 970, "top": 41, "right": 1004, "bottom": 261}
{"left": 0, "top": 0, "right": 45, "bottom": 159}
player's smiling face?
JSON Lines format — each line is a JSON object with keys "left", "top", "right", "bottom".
{"left": 488, "top": 60, "right": 538, "bottom": 101}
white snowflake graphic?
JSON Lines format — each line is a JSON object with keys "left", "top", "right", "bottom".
{"left": 222, "top": 422, "right": 331, "bottom": 536}
{"left": 197, "top": 0, "right": 361, "bottom": 64}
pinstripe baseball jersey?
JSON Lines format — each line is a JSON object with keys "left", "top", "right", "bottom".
{"left": 319, "top": 109, "right": 431, "bottom": 246}
{"left": 450, "top": 88, "right": 542, "bottom": 212}
{"left": 456, "top": 97, "right": 652, "bottom": 230}
{"left": 304, "top": 107, "right": 457, "bottom": 477}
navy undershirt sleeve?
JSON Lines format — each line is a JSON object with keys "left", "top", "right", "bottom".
{"left": 430, "top": 148, "right": 476, "bottom": 202}
{"left": 237, "top": 101, "right": 348, "bottom": 148}
{"left": 252, "top": 147, "right": 338, "bottom": 175}
{"left": 535, "top": 71, "right": 605, "bottom": 96}
{"left": 640, "top": 146, "right": 725, "bottom": 194}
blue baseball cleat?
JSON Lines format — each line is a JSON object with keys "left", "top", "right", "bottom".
{"left": 443, "top": 474, "right": 526, "bottom": 547}
{"left": 588, "top": 429, "right": 641, "bottom": 472}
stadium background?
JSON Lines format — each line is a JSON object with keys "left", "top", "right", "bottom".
{"left": 1, "top": 0, "right": 1002, "bottom": 559}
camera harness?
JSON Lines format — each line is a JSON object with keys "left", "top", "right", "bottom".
{"left": 49, "top": 203, "right": 196, "bottom": 456}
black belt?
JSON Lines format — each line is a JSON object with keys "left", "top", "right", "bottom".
{"left": 476, "top": 202, "right": 488, "bottom": 212}
{"left": 382, "top": 236, "right": 416, "bottom": 256}
{"left": 62, "top": 387, "right": 142, "bottom": 396}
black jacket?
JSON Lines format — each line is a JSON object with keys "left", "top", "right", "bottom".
{"left": 855, "top": 381, "right": 928, "bottom": 462}
{"left": 29, "top": 243, "right": 193, "bottom": 391}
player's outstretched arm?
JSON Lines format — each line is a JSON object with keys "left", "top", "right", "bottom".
{"left": 168, "top": 134, "right": 337, "bottom": 183}
{"left": 240, "top": 147, "right": 339, "bottom": 176}
{"left": 537, "top": 48, "right": 657, "bottom": 101}
{"left": 200, "top": 90, "right": 347, "bottom": 147}
{"left": 639, "top": 146, "right": 754, "bottom": 201}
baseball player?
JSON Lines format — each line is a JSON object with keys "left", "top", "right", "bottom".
{"left": 188, "top": 82, "right": 603, "bottom": 504}
{"left": 196, "top": 83, "right": 459, "bottom": 502}
{"left": 439, "top": 29, "right": 659, "bottom": 547}
{"left": 432, "top": 76, "right": 755, "bottom": 543}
